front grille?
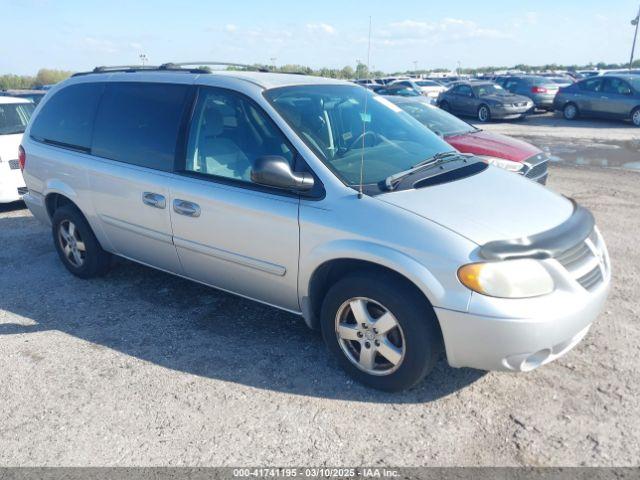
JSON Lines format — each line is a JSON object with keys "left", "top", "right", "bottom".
{"left": 8, "top": 159, "right": 20, "bottom": 170}
{"left": 555, "top": 228, "right": 608, "bottom": 292}
{"left": 17, "top": 187, "right": 28, "bottom": 196}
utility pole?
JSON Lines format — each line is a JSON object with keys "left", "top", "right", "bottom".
{"left": 270, "top": 57, "right": 277, "bottom": 70}
{"left": 413, "top": 60, "right": 418, "bottom": 74}
{"left": 139, "top": 54, "right": 148, "bottom": 66}
{"left": 631, "top": 2, "right": 640, "bottom": 69}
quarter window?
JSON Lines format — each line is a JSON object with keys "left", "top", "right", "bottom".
{"left": 30, "top": 83, "right": 103, "bottom": 151}
{"left": 92, "top": 82, "right": 190, "bottom": 171}
{"left": 184, "top": 87, "right": 294, "bottom": 183}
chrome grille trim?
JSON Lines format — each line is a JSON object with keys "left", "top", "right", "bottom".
{"left": 522, "top": 153, "right": 549, "bottom": 184}
{"left": 555, "top": 227, "right": 607, "bottom": 292}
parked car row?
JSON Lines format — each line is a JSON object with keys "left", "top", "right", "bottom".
{"left": 0, "top": 96, "right": 34, "bottom": 202}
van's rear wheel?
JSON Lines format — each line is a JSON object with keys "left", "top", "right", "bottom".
{"left": 52, "top": 205, "right": 111, "bottom": 278}
{"left": 320, "top": 272, "right": 441, "bottom": 391}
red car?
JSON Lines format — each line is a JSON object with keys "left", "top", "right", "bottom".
{"left": 384, "top": 95, "right": 549, "bottom": 184}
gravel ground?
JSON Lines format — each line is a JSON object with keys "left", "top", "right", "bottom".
{"left": 0, "top": 164, "right": 639, "bottom": 467}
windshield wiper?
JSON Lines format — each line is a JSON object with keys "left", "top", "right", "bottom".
{"left": 383, "top": 151, "right": 465, "bottom": 191}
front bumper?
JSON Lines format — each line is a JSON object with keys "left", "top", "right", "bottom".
{"left": 436, "top": 219, "right": 611, "bottom": 372}
{"left": 436, "top": 277, "right": 608, "bottom": 371}
{"left": 490, "top": 104, "right": 532, "bottom": 119}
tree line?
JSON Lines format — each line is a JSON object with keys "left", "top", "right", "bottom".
{"left": 0, "top": 69, "right": 73, "bottom": 90}
{"left": 3, "top": 60, "right": 640, "bottom": 90}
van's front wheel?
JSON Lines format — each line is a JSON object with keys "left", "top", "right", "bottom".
{"left": 320, "top": 272, "right": 441, "bottom": 391}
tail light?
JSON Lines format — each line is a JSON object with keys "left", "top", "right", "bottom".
{"left": 18, "top": 145, "right": 26, "bottom": 172}
{"left": 531, "top": 86, "right": 548, "bottom": 94}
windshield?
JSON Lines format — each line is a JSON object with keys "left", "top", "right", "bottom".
{"left": 0, "top": 102, "right": 34, "bottom": 135}
{"left": 473, "top": 84, "right": 504, "bottom": 96}
{"left": 394, "top": 101, "right": 476, "bottom": 137}
{"left": 264, "top": 85, "right": 454, "bottom": 186}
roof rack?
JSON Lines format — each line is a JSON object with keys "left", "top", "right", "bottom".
{"left": 71, "top": 61, "right": 273, "bottom": 78}
{"left": 159, "top": 61, "right": 270, "bottom": 72}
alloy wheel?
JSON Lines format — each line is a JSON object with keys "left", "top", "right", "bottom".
{"left": 478, "top": 106, "right": 489, "bottom": 122}
{"left": 564, "top": 104, "right": 577, "bottom": 120}
{"left": 633, "top": 110, "right": 640, "bottom": 127}
{"left": 335, "top": 297, "right": 406, "bottom": 376}
{"left": 58, "top": 220, "right": 86, "bottom": 267}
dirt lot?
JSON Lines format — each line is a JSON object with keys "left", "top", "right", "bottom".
{"left": 1, "top": 160, "right": 639, "bottom": 466}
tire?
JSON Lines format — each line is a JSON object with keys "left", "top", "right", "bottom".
{"left": 320, "top": 271, "right": 441, "bottom": 392}
{"left": 477, "top": 104, "right": 491, "bottom": 122}
{"left": 563, "top": 102, "right": 579, "bottom": 120}
{"left": 51, "top": 204, "right": 111, "bottom": 279}
{"left": 439, "top": 101, "right": 450, "bottom": 112}
{"left": 632, "top": 107, "right": 640, "bottom": 127}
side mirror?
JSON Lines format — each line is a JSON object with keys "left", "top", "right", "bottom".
{"left": 251, "top": 156, "right": 315, "bottom": 192}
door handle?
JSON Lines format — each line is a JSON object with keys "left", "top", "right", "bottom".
{"left": 142, "top": 192, "right": 166, "bottom": 209}
{"left": 173, "top": 199, "right": 201, "bottom": 217}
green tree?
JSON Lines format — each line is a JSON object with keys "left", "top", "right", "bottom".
{"left": 34, "top": 68, "right": 73, "bottom": 87}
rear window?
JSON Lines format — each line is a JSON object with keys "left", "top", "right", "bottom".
{"left": 92, "top": 83, "right": 189, "bottom": 171}
{"left": 30, "top": 83, "right": 103, "bottom": 151}
{"left": 0, "top": 102, "right": 35, "bottom": 135}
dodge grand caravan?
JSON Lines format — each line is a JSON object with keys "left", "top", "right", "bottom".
{"left": 20, "top": 64, "right": 611, "bottom": 391}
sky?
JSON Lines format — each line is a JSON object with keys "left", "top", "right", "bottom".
{"left": 2, "top": 0, "right": 640, "bottom": 75}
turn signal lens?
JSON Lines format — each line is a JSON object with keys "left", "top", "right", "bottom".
{"left": 458, "top": 259, "right": 555, "bottom": 298}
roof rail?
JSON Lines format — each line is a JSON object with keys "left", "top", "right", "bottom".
{"left": 71, "top": 61, "right": 273, "bottom": 78}
{"left": 159, "top": 61, "right": 270, "bottom": 72}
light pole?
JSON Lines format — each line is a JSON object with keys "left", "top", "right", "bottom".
{"left": 270, "top": 57, "right": 277, "bottom": 70}
{"left": 139, "top": 54, "right": 148, "bottom": 66}
{"left": 631, "top": 3, "right": 640, "bottom": 68}
{"left": 413, "top": 60, "right": 418, "bottom": 74}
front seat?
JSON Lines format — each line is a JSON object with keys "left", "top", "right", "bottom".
{"left": 198, "top": 108, "right": 252, "bottom": 181}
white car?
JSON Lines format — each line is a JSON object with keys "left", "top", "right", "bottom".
{"left": 0, "top": 97, "right": 34, "bottom": 203}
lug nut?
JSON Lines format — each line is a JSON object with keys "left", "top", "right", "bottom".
{"left": 357, "top": 331, "right": 363, "bottom": 338}
{"left": 362, "top": 323, "right": 368, "bottom": 329}
{"left": 364, "top": 342, "right": 371, "bottom": 349}
{"left": 372, "top": 328, "right": 378, "bottom": 334}
{"left": 374, "top": 340, "right": 380, "bottom": 347}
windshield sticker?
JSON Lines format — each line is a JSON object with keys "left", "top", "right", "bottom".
{"left": 360, "top": 112, "right": 372, "bottom": 123}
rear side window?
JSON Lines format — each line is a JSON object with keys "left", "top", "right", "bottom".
{"left": 30, "top": 83, "right": 103, "bottom": 151}
{"left": 92, "top": 83, "right": 190, "bottom": 171}
{"left": 580, "top": 78, "right": 603, "bottom": 92}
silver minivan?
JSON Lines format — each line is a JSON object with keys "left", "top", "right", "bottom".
{"left": 20, "top": 65, "right": 611, "bottom": 391}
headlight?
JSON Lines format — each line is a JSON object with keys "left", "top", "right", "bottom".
{"left": 458, "top": 259, "right": 555, "bottom": 298}
{"left": 479, "top": 155, "right": 524, "bottom": 173}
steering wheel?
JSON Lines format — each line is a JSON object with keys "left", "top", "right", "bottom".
{"left": 345, "top": 130, "right": 379, "bottom": 153}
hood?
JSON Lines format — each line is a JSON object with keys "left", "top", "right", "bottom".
{"left": 377, "top": 165, "right": 573, "bottom": 245}
{"left": 0, "top": 133, "right": 23, "bottom": 162}
{"left": 481, "top": 92, "right": 530, "bottom": 103}
{"left": 446, "top": 130, "right": 541, "bottom": 163}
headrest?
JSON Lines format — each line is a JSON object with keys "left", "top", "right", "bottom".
{"left": 202, "top": 108, "right": 224, "bottom": 137}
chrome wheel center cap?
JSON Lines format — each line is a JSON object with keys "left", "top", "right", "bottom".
{"left": 364, "top": 330, "right": 376, "bottom": 341}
